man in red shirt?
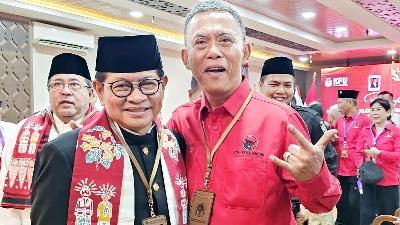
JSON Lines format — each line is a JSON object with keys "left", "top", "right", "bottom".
{"left": 334, "top": 90, "right": 371, "bottom": 225}
{"left": 168, "top": 1, "right": 341, "bottom": 225}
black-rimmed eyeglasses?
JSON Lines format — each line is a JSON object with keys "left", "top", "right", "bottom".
{"left": 104, "top": 78, "right": 163, "bottom": 98}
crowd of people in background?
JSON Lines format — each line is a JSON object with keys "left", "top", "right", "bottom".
{"left": 0, "top": 0, "right": 399, "bottom": 225}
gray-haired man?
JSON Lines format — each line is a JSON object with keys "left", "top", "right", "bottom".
{"left": 168, "top": 1, "right": 342, "bottom": 225}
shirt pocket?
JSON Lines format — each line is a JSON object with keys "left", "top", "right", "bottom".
{"left": 222, "top": 158, "right": 266, "bottom": 209}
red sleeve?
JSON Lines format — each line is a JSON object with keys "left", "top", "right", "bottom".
{"left": 355, "top": 128, "right": 366, "bottom": 168}
{"left": 281, "top": 112, "right": 342, "bottom": 213}
{"left": 167, "top": 110, "right": 182, "bottom": 135}
{"left": 379, "top": 128, "right": 400, "bottom": 163}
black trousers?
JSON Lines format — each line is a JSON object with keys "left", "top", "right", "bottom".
{"left": 360, "top": 183, "right": 399, "bottom": 225}
{"left": 336, "top": 176, "right": 360, "bottom": 225}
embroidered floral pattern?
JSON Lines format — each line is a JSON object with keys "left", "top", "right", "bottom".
{"left": 80, "top": 126, "right": 123, "bottom": 170}
{"left": 164, "top": 129, "right": 181, "bottom": 163}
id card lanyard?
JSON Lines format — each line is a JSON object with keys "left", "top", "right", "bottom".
{"left": 200, "top": 90, "right": 253, "bottom": 191}
{"left": 110, "top": 121, "right": 165, "bottom": 217}
{"left": 369, "top": 121, "right": 389, "bottom": 146}
{"left": 343, "top": 111, "right": 361, "bottom": 143}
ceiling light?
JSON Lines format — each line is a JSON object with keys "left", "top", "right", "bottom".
{"left": 129, "top": 11, "right": 143, "bottom": 18}
{"left": 332, "top": 26, "right": 349, "bottom": 38}
{"left": 299, "top": 56, "right": 309, "bottom": 63}
{"left": 367, "top": 28, "right": 379, "bottom": 36}
{"left": 335, "top": 26, "right": 348, "bottom": 33}
{"left": 387, "top": 49, "right": 397, "bottom": 55}
{"left": 301, "top": 12, "right": 316, "bottom": 19}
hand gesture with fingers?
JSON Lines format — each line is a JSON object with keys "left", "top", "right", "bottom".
{"left": 68, "top": 120, "right": 82, "bottom": 129}
{"left": 269, "top": 124, "right": 338, "bottom": 182}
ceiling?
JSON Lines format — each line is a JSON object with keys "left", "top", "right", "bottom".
{"left": 1, "top": 0, "right": 400, "bottom": 66}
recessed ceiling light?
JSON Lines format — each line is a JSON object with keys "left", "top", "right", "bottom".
{"left": 332, "top": 26, "right": 349, "bottom": 38}
{"left": 299, "top": 56, "right": 309, "bottom": 62}
{"left": 335, "top": 26, "right": 348, "bottom": 33}
{"left": 387, "top": 49, "right": 397, "bottom": 55}
{"left": 367, "top": 28, "right": 379, "bottom": 36}
{"left": 301, "top": 12, "right": 316, "bottom": 19}
{"left": 129, "top": 11, "right": 143, "bottom": 18}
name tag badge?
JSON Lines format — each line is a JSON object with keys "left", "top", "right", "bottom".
{"left": 341, "top": 143, "right": 348, "bottom": 158}
{"left": 189, "top": 190, "right": 215, "bottom": 225}
{"left": 142, "top": 215, "right": 168, "bottom": 225}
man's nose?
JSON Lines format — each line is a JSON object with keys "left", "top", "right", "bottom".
{"left": 60, "top": 84, "right": 73, "bottom": 95}
{"left": 126, "top": 86, "right": 147, "bottom": 103}
{"left": 206, "top": 42, "right": 223, "bottom": 59}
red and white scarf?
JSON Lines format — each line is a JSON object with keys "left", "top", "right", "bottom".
{"left": 67, "top": 110, "right": 187, "bottom": 225}
{"left": 1, "top": 105, "right": 97, "bottom": 209}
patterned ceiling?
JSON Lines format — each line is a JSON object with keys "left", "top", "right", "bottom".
{"left": 128, "top": 0, "right": 320, "bottom": 51}
{"left": 353, "top": 0, "right": 400, "bottom": 31}
{"left": 46, "top": 0, "right": 183, "bottom": 33}
{"left": 3, "top": 0, "right": 400, "bottom": 62}
{"left": 128, "top": 0, "right": 190, "bottom": 17}
{"left": 227, "top": 0, "right": 383, "bottom": 42}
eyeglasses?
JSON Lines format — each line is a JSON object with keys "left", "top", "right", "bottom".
{"left": 48, "top": 81, "right": 89, "bottom": 92}
{"left": 105, "top": 78, "right": 162, "bottom": 98}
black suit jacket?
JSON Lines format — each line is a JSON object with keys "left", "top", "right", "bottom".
{"left": 31, "top": 129, "right": 79, "bottom": 225}
{"left": 31, "top": 127, "right": 186, "bottom": 225}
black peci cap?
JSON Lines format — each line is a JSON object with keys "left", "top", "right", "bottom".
{"left": 95, "top": 35, "right": 163, "bottom": 74}
{"left": 48, "top": 53, "right": 91, "bottom": 81}
{"left": 261, "top": 57, "right": 294, "bottom": 77}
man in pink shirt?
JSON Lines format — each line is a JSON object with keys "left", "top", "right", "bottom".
{"left": 168, "top": 1, "right": 341, "bottom": 224}
{"left": 334, "top": 90, "right": 371, "bottom": 225}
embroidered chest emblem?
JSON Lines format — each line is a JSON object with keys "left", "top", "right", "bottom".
{"left": 243, "top": 134, "right": 258, "bottom": 151}
{"left": 80, "top": 126, "right": 124, "bottom": 170}
{"left": 353, "top": 122, "right": 360, "bottom": 129}
{"left": 384, "top": 131, "right": 393, "bottom": 137}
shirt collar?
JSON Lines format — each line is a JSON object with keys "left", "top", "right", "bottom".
{"left": 372, "top": 122, "right": 395, "bottom": 132}
{"left": 200, "top": 76, "right": 251, "bottom": 117}
{"left": 119, "top": 123, "right": 155, "bottom": 135}
{"left": 52, "top": 113, "right": 84, "bottom": 134}
{"left": 344, "top": 110, "right": 359, "bottom": 121}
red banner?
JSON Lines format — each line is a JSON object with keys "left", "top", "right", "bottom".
{"left": 320, "top": 63, "right": 400, "bottom": 118}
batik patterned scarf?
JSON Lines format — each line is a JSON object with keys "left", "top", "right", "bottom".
{"left": 2, "top": 105, "right": 97, "bottom": 209}
{"left": 67, "top": 110, "right": 187, "bottom": 225}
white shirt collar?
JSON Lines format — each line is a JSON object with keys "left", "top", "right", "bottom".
{"left": 52, "top": 113, "right": 84, "bottom": 134}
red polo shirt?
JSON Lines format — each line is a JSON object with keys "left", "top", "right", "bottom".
{"left": 356, "top": 123, "right": 400, "bottom": 186}
{"left": 168, "top": 78, "right": 341, "bottom": 225}
{"left": 334, "top": 112, "right": 371, "bottom": 176}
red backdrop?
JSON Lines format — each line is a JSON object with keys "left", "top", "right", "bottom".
{"left": 320, "top": 63, "right": 400, "bottom": 118}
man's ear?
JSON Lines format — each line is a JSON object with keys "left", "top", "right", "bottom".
{"left": 161, "top": 75, "right": 168, "bottom": 89}
{"left": 181, "top": 49, "right": 190, "bottom": 70}
{"left": 258, "top": 80, "right": 265, "bottom": 93}
{"left": 188, "top": 89, "right": 193, "bottom": 101}
{"left": 242, "top": 43, "right": 251, "bottom": 65}
{"left": 93, "top": 80, "right": 105, "bottom": 106}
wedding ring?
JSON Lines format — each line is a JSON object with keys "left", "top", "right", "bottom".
{"left": 283, "top": 152, "right": 294, "bottom": 162}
